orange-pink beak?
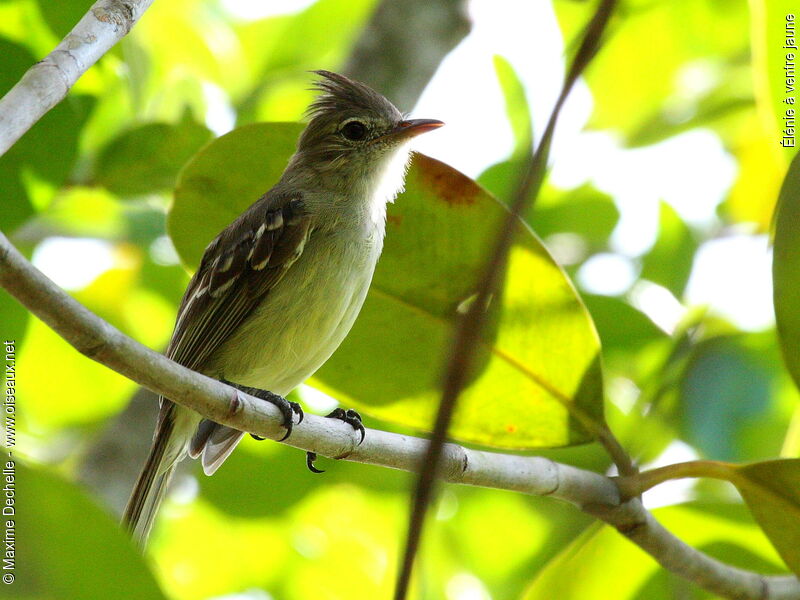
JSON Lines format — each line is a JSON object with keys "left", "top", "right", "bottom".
{"left": 387, "top": 118, "right": 444, "bottom": 140}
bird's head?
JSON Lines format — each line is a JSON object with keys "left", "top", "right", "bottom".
{"left": 289, "top": 71, "right": 443, "bottom": 193}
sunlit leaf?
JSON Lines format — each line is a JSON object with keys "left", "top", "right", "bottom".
{"left": 233, "top": 0, "right": 377, "bottom": 122}
{"left": 734, "top": 459, "right": 800, "bottom": 576}
{"left": 773, "top": 150, "right": 800, "bottom": 391}
{"left": 554, "top": 0, "right": 750, "bottom": 145}
{"left": 629, "top": 87, "right": 753, "bottom": 148}
{"left": 130, "top": 0, "right": 240, "bottom": 92}
{"left": 751, "top": 0, "right": 798, "bottom": 166}
{"left": 0, "top": 1, "right": 56, "bottom": 56}
{"left": 17, "top": 253, "right": 170, "bottom": 431}
{"left": 14, "top": 462, "right": 166, "bottom": 599}
{"left": 724, "top": 115, "right": 786, "bottom": 231}
{"left": 26, "top": 186, "right": 126, "bottom": 239}
{"left": 153, "top": 485, "right": 400, "bottom": 600}
{"left": 447, "top": 490, "right": 592, "bottom": 593}
{"left": 169, "top": 123, "right": 604, "bottom": 448}
{"left": 641, "top": 202, "right": 697, "bottom": 298}
{"left": 493, "top": 55, "right": 533, "bottom": 158}
{"left": 151, "top": 499, "right": 288, "bottom": 600}
{"left": 523, "top": 503, "right": 786, "bottom": 599}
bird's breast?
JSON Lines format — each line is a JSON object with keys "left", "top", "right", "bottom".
{"left": 207, "top": 222, "right": 384, "bottom": 395}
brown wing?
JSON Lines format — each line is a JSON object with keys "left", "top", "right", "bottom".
{"left": 166, "top": 191, "right": 312, "bottom": 372}
{"left": 146, "top": 192, "right": 310, "bottom": 480}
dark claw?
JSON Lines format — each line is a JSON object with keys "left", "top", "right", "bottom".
{"left": 304, "top": 408, "right": 365, "bottom": 473}
{"left": 291, "top": 401, "right": 304, "bottom": 424}
{"left": 221, "top": 379, "right": 298, "bottom": 441}
{"left": 250, "top": 434, "right": 266, "bottom": 441}
{"left": 306, "top": 452, "right": 325, "bottom": 474}
{"left": 326, "top": 408, "right": 365, "bottom": 445}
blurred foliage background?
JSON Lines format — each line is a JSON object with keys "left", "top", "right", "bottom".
{"left": 0, "top": 0, "right": 797, "bottom": 598}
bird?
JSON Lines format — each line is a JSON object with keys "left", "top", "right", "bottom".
{"left": 122, "top": 70, "right": 443, "bottom": 547}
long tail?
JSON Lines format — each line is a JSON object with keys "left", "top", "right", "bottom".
{"left": 122, "top": 406, "right": 178, "bottom": 548}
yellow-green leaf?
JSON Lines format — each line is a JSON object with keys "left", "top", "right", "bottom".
{"left": 734, "top": 459, "right": 800, "bottom": 576}
{"left": 641, "top": 202, "right": 697, "bottom": 298}
{"left": 773, "top": 150, "right": 800, "bottom": 390}
{"left": 524, "top": 503, "right": 787, "bottom": 599}
{"left": 493, "top": 55, "right": 532, "bottom": 158}
{"left": 554, "top": 0, "right": 750, "bottom": 146}
{"left": 169, "top": 123, "right": 604, "bottom": 448}
{"left": 751, "top": 0, "right": 798, "bottom": 166}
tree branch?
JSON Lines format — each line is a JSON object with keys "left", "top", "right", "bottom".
{"left": 0, "top": 0, "right": 156, "bottom": 156}
{"left": 1, "top": 231, "right": 798, "bottom": 598}
{"left": 343, "top": 0, "right": 471, "bottom": 109}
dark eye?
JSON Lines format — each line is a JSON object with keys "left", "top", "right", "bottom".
{"left": 341, "top": 121, "right": 367, "bottom": 141}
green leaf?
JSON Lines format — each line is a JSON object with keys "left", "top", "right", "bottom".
{"left": 493, "top": 55, "right": 533, "bottom": 158}
{"left": 532, "top": 184, "right": 619, "bottom": 247}
{"left": 233, "top": 0, "right": 378, "bottom": 122}
{"left": 734, "top": 459, "right": 800, "bottom": 576}
{"left": 0, "top": 37, "right": 93, "bottom": 229}
{"left": 773, "top": 151, "right": 800, "bottom": 391}
{"left": 16, "top": 257, "right": 172, "bottom": 431}
{"left": 0, "top": 293, "right": 28, "bottom": 378}
{"left": 11, "top": 461, "right": 166, "bottom": 599}
{"left": 582, "top": 294, "right": 664, "bottom": 355}
{"left": 679, "top": 336, "right": 773, "bottom": 461}
{"left": 199, "top": 431, "right": 409, "bottom": 518}
{"left": 169, "top": 123, "right": 604, "bottom": 449}
{"left": 169, "top": 123, "right": 303, "bottom": 262}
{"left": 476, "top": 158, "right": 524, "bottom": 206}
{"left": 554, "top": 0, "right": 750, "bottom": 146}
{"left": 523, "top": 502, "right": 787, "bottom": 599}
{"left": 95, "top": 116, "right": 213, "bottom": 197}
{"left": 641, "top": 202, "right": 697, "bottom": 297}
{"left": 34, "top": 0, "right": 91, "bottom": 38}
{"left": 477, "top": 164, "right": 619, "bottom": 249}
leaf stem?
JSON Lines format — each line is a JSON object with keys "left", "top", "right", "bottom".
{"left": 597, "top": 424, "right": 637, "bottom": 476}
{"left": 616, "top": 460, "right": 737, "bottom": 499}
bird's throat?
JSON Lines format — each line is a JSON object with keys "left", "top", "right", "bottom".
{"left": 364, "top": 143, "right": 413, "bottom": 228}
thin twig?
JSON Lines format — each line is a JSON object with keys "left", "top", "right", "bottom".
{"left": 0, "top": 0, "right": 156, "bottom": 156}
{"left": 394, "top": 2, "right": 627, "bottom": 598}
{"left": 0, "top": 230, "right": 797, "bottom": 599}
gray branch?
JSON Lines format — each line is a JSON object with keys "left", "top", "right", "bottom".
{"left": 0, "top": 231, "right": 797, "bottom": 599}
{"left": 0, "top": 0, "right": 156, "bottom": 156}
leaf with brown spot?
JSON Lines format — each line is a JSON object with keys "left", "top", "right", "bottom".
{"left": 418, "top": 156, "right": 481, "bottom": 205}
{"left": 170, "top": 123, "right": 604, "bottom": 449}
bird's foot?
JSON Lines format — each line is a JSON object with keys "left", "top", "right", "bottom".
{"left": 306, "top": 408, "right": 365, "bottom": 473}
{"left": 325, "top": 408, "right": 366, "bottom": 443}
{"left": 221, "top": 379, "right": 303, "bottom": 441}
